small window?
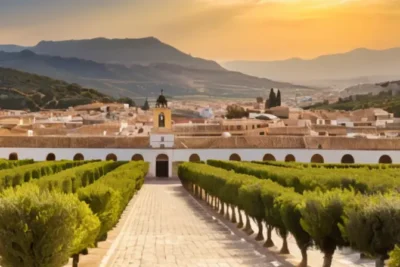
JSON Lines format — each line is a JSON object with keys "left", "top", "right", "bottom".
{"left": 160, "top": 144, "right": 165, "bottom": 148}
{"left": 259, "top": 132, "right": 265, "bottom": 136}
{"left": 161, "top": 137, "right": 165, "bottom": 142}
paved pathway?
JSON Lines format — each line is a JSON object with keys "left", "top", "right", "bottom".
{"left": 101, "top": 178, "right": 289, "bottom": 267}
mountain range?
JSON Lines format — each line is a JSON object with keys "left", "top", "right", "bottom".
{"left": 0, "top": 43, "right": 305, "bottom": 99}
{"left": 223, "top": 47, "right": 400, "bottom": 87}
{"left": 0, "top": 37, "right": 222, "bottom": 70}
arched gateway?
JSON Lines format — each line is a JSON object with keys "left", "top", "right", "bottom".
{"left": 156, "top": 154, "right": 169, "bottom": 177}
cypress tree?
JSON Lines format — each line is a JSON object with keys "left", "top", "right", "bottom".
{"left": 277, "top": 90, "right": 281, "bottom": 106}
{"left": 269, "top": 88, "right": 276, "bottom": 108}
{"left": 142, "top": 98, "right": 150, "bottom": 111}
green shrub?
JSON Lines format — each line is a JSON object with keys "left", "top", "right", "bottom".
{"left": 389, "top": 246, "right": 400, "bottom": 267}
{"left": 299, "top": 189, "right": 354, "bottom": 267}
{"left": 35, "top": 161, "right": 121, "bottom": 193}
{"left": 0, "top": 161, "right": 86, "bottom": 191}
{"left": 178, "top": 162, "right": 310, "bottom": 265}
{"left": 78, "top": 161, "right": 148, "bottom": 242}
{"left": 207, "top": 160, "right": 400, "bottom": 194}
{"left": 340, "top": 193, "right": 400, "bottom": 266}
{"left": 0, "top": 184, "right": 99, "bottom": 267}
{"left": 0, "top": 159, "right": 34, "bottom": 170}
{"left": 78, "top": 185, "right": 122, "bottom": 241}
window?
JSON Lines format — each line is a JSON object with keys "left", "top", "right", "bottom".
{"left": 161, "top": 137, "right": 165, "bottom": 142}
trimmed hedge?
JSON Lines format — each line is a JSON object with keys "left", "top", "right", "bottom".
{"left": 0, "top": 159, "right": 34, "bottom": 170}
{"left": 204, "top": 160, "right": 400, "bottom": 267}
{"left": 253, "top": 160, "right": 400, "bottom": 170}
{"left": 0, "top": 161, "right": 88, "bottom": 191}
{"left": 35, "top": 161, "right": 124, "bottom": 193}
{"left": 78, "top": 161, "right": 149, "bottom": 241}
{"left": 208, "top": 160, "right": 400, "bottom": 194}
{"left": 0, "top": 183, "right": 100, "bottom": 267}
{"left": 178, "top": 162, "right": 305, "bottom": 263}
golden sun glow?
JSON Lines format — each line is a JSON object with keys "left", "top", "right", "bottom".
{"left": 1, "top": 0, "right": 400, "bottom": 60}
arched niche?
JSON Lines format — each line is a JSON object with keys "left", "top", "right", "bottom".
{"left": 9, "top": 153, "right": 18, "bottom": 160}
{"left": 341, "top": 154, "right": 355, "bottom": 164}
{"left": 73, "top": 153, "right": 84, "bottom": 161}
{"left": 132, "top": 154, "right": 144, "bottom": 161}
{"left": 379, "top": 155, "right": 392, "bottom": 164}
{"left": 106, "top": 153, "right": 117, "bottom": 161}
{"left": 189, "top": 154, "right": 201, "bottom": 162}
{"left": 311, "top": 154, "right": 324, "bottom": 163}
{"left": 229, "top": 153, "right": 241, "bottom": 161}
{"left": 263, "top": 154, "right": 276, "bottom": 161}
{"left": 46, "top": 153, "right": 56, "bottom": 161}
{"left": 285, "top": 154, "right": 296, "bottom": 162}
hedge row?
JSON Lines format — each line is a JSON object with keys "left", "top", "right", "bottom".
{"left": 0, "top": 161, "right": 149, "bottom": 267}
{"left": 179, "top": 162, "right": 400, "bottom": 267}
{"left": 78, "top": 161, "right": 148, "bottom": 242}
{"left": 208, "top": 160, "right": 400, "bottom": 194}
{"left": 0, "top": 183, "right": 101, "bottom": 267}
{"left": 0, "top": 159, "right": 34, "bottom": 170}
{"left": 0, "top": 160, "right": 89, "bottom": 191}
{"left": 253, "top": 160, "right": 400, "bottom": 170}
{"left": 178, "top": 162, "right": 310, "bottom": 266}
{"left": 35, "top": 161, "right": 124, "bottom": 193}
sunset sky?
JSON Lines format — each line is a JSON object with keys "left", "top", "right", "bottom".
{"left": 1, "top": 0, "right": 400, "bottom": 61}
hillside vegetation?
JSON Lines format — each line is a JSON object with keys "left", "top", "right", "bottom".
{"left": 305, "top": 89, "right": 400, "bottom": 117}
{"left": 0, "top": 67, "right": 113, "bottom": 111}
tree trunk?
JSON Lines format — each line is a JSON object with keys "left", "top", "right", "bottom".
{"left": 255, "top": 219, "right": 264, "bottom": 241}
{"left": 322, "top": 252, "right": 334, "bottom": 267}
{"left": 237, "top": 210, "right": 244, "bottom": 228}
{"left": 263, "top": 225, "right": 274, "bottom": 247}
{"left": 297, "top": 246, "right": 308, "bottom": 267}
{"left": 220, "top": 201, "right": 225, "bottom": 215}
{"left": 72, "top": 254, "right": 79, "bottom": 267}
{"left": 225, "top": 204, "right": 231, "bottom": 220}
{"left": 375, "top": 254, "right": 388, "bottom": 267}
{"left": 231, "top": 206, "right": 237, "bottom": 223}
{"left": 216, "top": 198, "right": 219, "bottom": 210}
{"left": 244, "top": 214, "right": 254, "bottom": 235}
{"left": 280, "top": 235, "right": 290, "bottom": 254}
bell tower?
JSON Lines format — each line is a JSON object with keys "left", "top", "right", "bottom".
{"left": 152, "top": 89, "right": 172, "bottom": 131}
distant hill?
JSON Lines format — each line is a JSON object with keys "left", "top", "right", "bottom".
{"left": 0, "top": 45, "right": 27, "bottom": 53}
{"left": 341, "top": 80, "right": 400, "bottom": 97}
{"left": 0, "top": 50, "right": 306, "bottom": 99}
{"left": 223, "top": 47, "right": 400, "bottom": 86}
{"left": 1, "top": 37, "right": 223, "bottom": 71}
{"left": 0, "top": 67, "right": 113, "bottom": 111}
{"left": 306, "top": 82, "right": 400, "bottom": 117}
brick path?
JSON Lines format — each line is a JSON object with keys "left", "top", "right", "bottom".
{"left": 101, "top": 178, "right": 290, "bottom": 267}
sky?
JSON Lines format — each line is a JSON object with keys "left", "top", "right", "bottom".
{"left": 1, "top": 0, "right": 400, "bottom": 61}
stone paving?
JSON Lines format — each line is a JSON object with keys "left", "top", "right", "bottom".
{"left": 101, "top": 178, "right": 290, "bottom": 267}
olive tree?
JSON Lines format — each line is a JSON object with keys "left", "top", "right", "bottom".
{"left": 277, "top": 192, "right": 312, "bottom": 267}
{"left": 0, "top": 184, "right": 76, "bottom": 267}
{"left": 300, "top": 189, "right": 353, "bottom": 267}
{"left": 238, "top": 182, "right": 265, "bottom": 239}
{"left": 341, "top": 194, "right": 400, "bottom": 267}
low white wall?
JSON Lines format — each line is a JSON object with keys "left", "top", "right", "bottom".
{"left": 1, "top": 148, "right": 399, "bottom": 177}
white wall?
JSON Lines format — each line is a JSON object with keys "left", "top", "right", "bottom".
{"left": 1, "top": 148, "right": 399, "bottom": 177}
